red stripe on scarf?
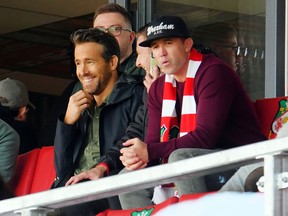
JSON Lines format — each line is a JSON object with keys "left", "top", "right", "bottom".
{"left": 190, "top": 49, "right": 203, "bottom": 61}
{"left": 163, "top": 82, "right": 176, "bottom": 100}
{"left": 180, "top": 114, "right": 196, "bottom": 132}
{"left": 160, "top": 49, "right": 203, "bottom": 143}
{"left": 183, "top": 77, "right": 194, "bottom": 95}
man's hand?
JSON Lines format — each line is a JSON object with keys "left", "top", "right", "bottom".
{"left": 120, "top": 138, "right": 149, "bottom": 170}
{"left": 144, "top": 66, "right": 161, "bottom": 92}
{"left": 64, "top": 90, "right": 93, "bottom": 125}
{"left": 65, "top": 165, "right": 107, "bottom": 186}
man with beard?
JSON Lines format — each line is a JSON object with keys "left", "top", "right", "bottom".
{"left": 41, "top": 3, "right": 144, "bottom": 147}
{"left": 51, "top": 28, "right": 143, "bottom": 215}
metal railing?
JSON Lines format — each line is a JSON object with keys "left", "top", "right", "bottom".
{"left": 0, "top": 137, "right": 288, "bottom": 216}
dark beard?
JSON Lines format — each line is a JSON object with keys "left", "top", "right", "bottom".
{"left": 84, "top": 70, "right": 112, "bottom": 95}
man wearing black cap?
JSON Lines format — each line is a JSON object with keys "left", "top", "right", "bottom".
{"left": 0, "top": 78, "right": 38, "bottom": 154}
{"left": 119, "top": 16, "right": 266, "bottom": 209}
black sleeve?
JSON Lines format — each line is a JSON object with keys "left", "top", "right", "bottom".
{"left": 98, "top": 85, "right": 146, "bottom": 173}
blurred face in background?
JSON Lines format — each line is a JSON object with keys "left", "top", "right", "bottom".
{"left": 236, "top": 34, "right": 246, "bottom": 77}
{"left": 93, "top": 12, "right": 135, "bottom": 63}
{"left": 136, "top": 31, "right": 162, "bottom": 92}
{"left": 213, "top": 33, "right": 238, "bottom": 71}
{"left": 135, "top": 34, "right": 151, "bottom": 73}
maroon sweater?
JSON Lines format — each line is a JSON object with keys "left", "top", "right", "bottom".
{"left": 145, "top": 53, "right": 266, "bottom": 161}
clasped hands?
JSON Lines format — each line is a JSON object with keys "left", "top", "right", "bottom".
{"left": 120, "top": 138, "right": 149, "bottom": 170}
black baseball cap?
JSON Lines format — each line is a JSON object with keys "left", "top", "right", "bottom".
{"left": 139, "top": 16, "right": 190, "bottom": 47}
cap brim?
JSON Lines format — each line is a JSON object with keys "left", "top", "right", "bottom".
{"left": 139, "top": 35, "right": 171, "bottom": 47}
{"left": 139, "top": 38, "right": 156, "bottom": 47}
{"left": 28, "top": 101, "right": 36, "bottom": 109}
{"left": 139, "top": 34, "right": 190, "bottom": 47}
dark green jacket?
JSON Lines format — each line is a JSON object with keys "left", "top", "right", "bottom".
{"left": 120, "top": 52, "right": 145, "bottom": 77}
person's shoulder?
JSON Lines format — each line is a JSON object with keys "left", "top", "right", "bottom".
{"left": 117, "top": 73, "right": 143, "bottom": 84}
{"left": 115, "top": 74, "right": 144, "bottom": 95}
{"left": 0, "top": 119, "right": 19, "bottom": 141}
{"left": 120, "top": 52, "right": 145, "bottom": 76}
{"left": 0, "top": 119, "right": 13, "bottom": 133}
{"left": 202, "top": 53, "right": 226, "bottom": 65}
{"left": 201, "top": 54, "right": 235, "bottom": 74}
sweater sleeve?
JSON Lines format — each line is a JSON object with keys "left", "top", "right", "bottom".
{"left": 146, "top": 61, "right": 242, "bottom": 161}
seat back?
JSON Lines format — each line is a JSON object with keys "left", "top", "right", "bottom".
{"left": 9, "top": 148, "right": 40, "bottom": 196}
{"left": 30, "top": 146, "right": 56, "bottom": 193}
{"left": 254, "top": 96, "right": 288, "bottom": 139}
{"left": 96, "top": 196, "right": 179, "bottom": 216}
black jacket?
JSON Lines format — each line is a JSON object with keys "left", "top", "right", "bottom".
{"left": 115, "top": 89, "right": 148, "bottom": 143}
{"left": 52, "top": 74, "right": 143, "bottom": 187}
{"left": 120, "top": 52, "right": 145, "bottom": 77}
{"left": 0, "top": 105, "right": 38, "bottom": 154}
{"left": 113, "top": 89, "right": 159, "bottom": 167}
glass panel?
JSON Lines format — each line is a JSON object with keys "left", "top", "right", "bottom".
{"left": 154, "top": 0, "right": 265, "bottom": 101}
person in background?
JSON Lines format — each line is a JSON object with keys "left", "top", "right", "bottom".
{"left": 236, "top": 31, "right": 247, "bottom": 78}
{"left": 0, "top": 119, "right": 19, "bottom": 184}
{"left": 0, "top": 78, "right": 38, "bottom": 154}
{"left": 110, "top": 25, "right": 158, "bottom": 166}
{"left": 192, "top": 22, "right": 239, "bottom": 72}
{"left": 119, "top": 15, "right": 266, "bottom": 209}
{"left": 135, "top": 25, "right": 161, "bottom": 92}
{"left": 51, "top": 28, "right": 143, "bottom": 215}
{"left": 40, "top": 3, "right": 145, "bottom": 148}
{"left": 93, "top": 3, "right": 145, "bottom": 77}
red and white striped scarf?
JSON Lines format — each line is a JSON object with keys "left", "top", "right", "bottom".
{"left": 160, "top": 49, "right": 203, "bottom": 142}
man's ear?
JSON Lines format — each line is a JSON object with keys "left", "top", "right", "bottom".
{"left": 110, "top": 55, "right": 119, "bottom": 71}
{"left": 184, "top": 38, "right": 193, "bottom": 52}
{"left": 129, "top": 31, "right": 136, "bottom": 45}
{"left": 16, "top": 106, "right": 28, "bottom": 121}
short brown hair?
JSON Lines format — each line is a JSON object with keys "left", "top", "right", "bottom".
{"left": 94, "top": 3, "right": 133, "bottom": 29}
{"left": 70, "top": 28, "right": 120, "bottom": 70}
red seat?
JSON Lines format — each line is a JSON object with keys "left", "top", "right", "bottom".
{"left": 254, "top": 96, "right": 288, "bottom": 139}
{"left": 9, "top": 148, "right": 40, "bottom": 196}
{"left": 9, "top": 146, "right": 56, "bottom": 196}
{"left": 96, "top": 196, "right": 179, "bottom": 216}
{"left": 30, "top": 146, "right": 56, "bottom": 193}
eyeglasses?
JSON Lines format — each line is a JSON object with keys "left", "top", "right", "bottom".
{"left": 247, "top": 48, "right": 265, "bottom": 59}
{"left": 237, "top": 46, "right": 248, "bottom": 57}
{"left": 218, "top": 44, "right": 265, "bottom": 60}
{"left": 96, "top": 26, "right": 132, "bottom": 36}
{"left": 220, "top": 45, "right": 248, "bottom": 57}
